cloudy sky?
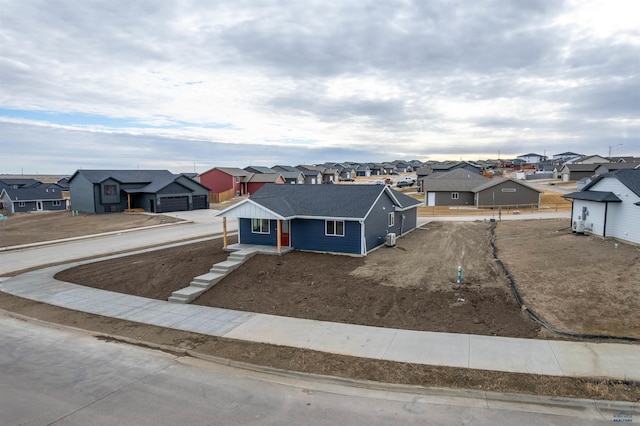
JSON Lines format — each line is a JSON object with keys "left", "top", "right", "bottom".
{"left": 1, "top": 0, "right": 639, "bottom": 174}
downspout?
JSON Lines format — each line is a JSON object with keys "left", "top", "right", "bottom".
{"left": 360, "top": 220, "right": 366, "bottom": 256}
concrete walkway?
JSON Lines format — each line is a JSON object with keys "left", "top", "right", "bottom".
{"left": 1, "top": 261, "right": 638, "bottom": 382}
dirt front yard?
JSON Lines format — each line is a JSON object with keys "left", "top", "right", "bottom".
{"left": 0, "top": 211, "right": 181, "bottom": 247}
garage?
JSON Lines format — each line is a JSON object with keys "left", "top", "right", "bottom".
{"left": 192, "top": 195, "right": 208, "bottom": 210}
{"left": 158, "top": 196, "right": 189, "bottom": 212}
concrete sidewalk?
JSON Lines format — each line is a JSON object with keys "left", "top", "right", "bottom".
{"left": 1, "top": 262, "right": 638, "bottom": 382}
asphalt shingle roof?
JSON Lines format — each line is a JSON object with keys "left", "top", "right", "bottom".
{"left": 583, "top": 169, "right": 640, "bottom": 197}
{"left": 563, "top": 191, "right": 622, "bottom": 202}
{"left": 248, "top": 184, "right": 420, "bottom": 219}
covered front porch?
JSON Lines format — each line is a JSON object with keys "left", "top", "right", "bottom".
{"left": 217, "top": 199, "right": 293, "bottom": 255}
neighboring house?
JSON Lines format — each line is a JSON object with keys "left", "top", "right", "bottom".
{"left": 245, "top": 173, "right": 285, "bottom": 194}
{"left": 0, "top": 185, "right": 68, "bottom": 213}
{"left": 244, "top": 166, "right": 276, "bottom": 174}
{"left": 69, "top": 170, "right": 210, "bottom": 214}
{"left": 594, "top": 162, "right": 640, "bottom": 176}
{"left": 338, "top": 166, "right": 356, "bottom": 180}
{"left": 432, "top": 161, "right": 482, "bottom": 175}
{"left": 517, "top": 153, "right": 548, "bottom": 164}
{"left": 321, "top": 168, "right": 340, "bottom": 183}
{"left": 421, "top": 169, "right": 489, "bottom": 206}
{"left": 216, "top": 184, "right": 422, "bottom": 256}
{"left": 355, "top": 164, "right": 371, "bottom": 177}
{"left": 553, "top": 152, "right": 582, "bottom": 162}
{"left": 393, "top": 161, "right": 413, "bottom": 173}
{"left": 422, "top": 171, "right": 541, "bottom": 207}
{"left": 271, "top": 165, "right": 305, "bottom": 184}
{"left": 563, "top": 169, "right": 640, "bottom": 245}
{"left": 569, "top": 154, "right": 608, "bottom": 165}
{"left": 0, "top": 178, "right": 41, "bottom": 191}
{"left": 473, "top": 178, "right": 542, "bottom": 208}
{"left": 199, "top": 167, "right": 252, "bottom": 196}
{"left": 298, "top": 169, "right": 323, "bottom": 184}
{"left": 558, "top": 164, "right": 599, "bottom": 182}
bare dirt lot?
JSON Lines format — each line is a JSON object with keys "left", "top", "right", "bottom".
{"left": 2, "top": 213, "right": 639, "bottom": 401}
{"left": 0, "top": 210, "right": 181, "bottom": 247}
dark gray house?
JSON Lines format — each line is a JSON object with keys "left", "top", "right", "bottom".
{"left": 422, "top": 169, "right": 489, "bottom": 206}
{"left": 423, "top": 171, "right": 541, "bottom": 208}
{"left": 216, "top": 184, "right": 422, "bottom": 256}
{"left": 69, "top": 170, "right": 210, "bottom": 214}
{"left": 1, "top": 184, "right": 67, "bottom": 213}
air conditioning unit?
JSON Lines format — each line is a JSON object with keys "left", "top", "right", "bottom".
{"left": 572, "top": 220, "right": 585, "bottom": 233}
{"left": 385, "top": 232, "right": 397, "bottom": 247}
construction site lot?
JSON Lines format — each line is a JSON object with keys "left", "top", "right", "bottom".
{"left": 2, "top": 214, "right": 639, "bottom": 401}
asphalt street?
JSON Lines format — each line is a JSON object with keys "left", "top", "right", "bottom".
{"left": 0, "top": 314, "right": 616, "bottom": 426}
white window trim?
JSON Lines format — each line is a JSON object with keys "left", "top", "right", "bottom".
{"left": 251, "top": 218, "right": 270, "bottom": 234}
{"left": 388, "top": 212, "right": 395, "bottom": 227}
{"left": 451, "top": 192, "right": 459, "bottom": 200}
{"left": 325, "top": 220, "right": 345, "bottom": 237}
{"left": 52, "top": 200, "right": 61, "bottom": 206}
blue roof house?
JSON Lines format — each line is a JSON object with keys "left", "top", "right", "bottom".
{"left": 216, "top": 184, "right": 422, "bottom": 256}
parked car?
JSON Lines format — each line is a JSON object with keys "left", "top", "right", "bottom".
{"left": 340, "top": 177, "right": 355, "bottom": 182}
{"left": 384, "top": 178, "right": 393, "bottom": 185}
{"left": 396, "top": 180, "right": 414, "bottom": 188}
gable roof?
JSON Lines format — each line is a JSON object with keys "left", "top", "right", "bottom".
{"left": 216, "top": 184, "right": 421, "bottom": 220}
{"left": 471, "top": 178, "right": 542, "bottom": 193}
{"left": 1, "top": 186, "right": 65, "bottom": 201}
{"left": 563, "top": 191, "right": 622, "bottom": 203}
{"left": 69, "top": 169, "right": 174, "bottom": 184}
{"left": 69, "top": 170, "right": 208, "bottom": 194}
{"left": 583, "top": 169, "right": 640, "bottom": 197}
{"left": 210, "top": 167, "right": 252, "bottom": 177}
{"left": 244, "top": 166, "right": 276, "bottom": 174}
{"left": 245, "top": 173, "right": 283, "bottom": 183}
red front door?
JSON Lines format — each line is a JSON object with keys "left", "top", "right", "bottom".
{"left": 281, "top": 220, "right": 290, "bottom": 246}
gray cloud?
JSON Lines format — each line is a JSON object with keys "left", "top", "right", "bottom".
{"left": 1, "top": 0, "right": 639, "bottom": 174}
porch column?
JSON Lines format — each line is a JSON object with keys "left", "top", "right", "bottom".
{"left": 277, "top": 219, "right": 282, "bottom": 253}
{"left": 127, "top": 193, "right": 131, "bottom": 210}
{"left": 222, "top": 217, "right": 227, "bottom": 248}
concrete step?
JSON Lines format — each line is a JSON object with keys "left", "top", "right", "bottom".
{"left": 168, "top": 286, "right": 206, "bottom": 304}
{"left": 228, "top": 250, "right": 257, "bottom": 262}
{"left": 210, "top": 259, "right": 243, "bottom": 274}
{"left": 191, "top": 272, "right": 226, "bottom": 289}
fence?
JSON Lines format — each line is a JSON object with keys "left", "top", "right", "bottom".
{"left": 418, "top": 202, "right": 572, "bottom": 216}
{"left": 209, "top": 188, "right": 236, "bottom": 204}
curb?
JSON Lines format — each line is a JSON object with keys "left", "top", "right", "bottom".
{"left": 2, "top": 307, "right": 638, "bottom": 417}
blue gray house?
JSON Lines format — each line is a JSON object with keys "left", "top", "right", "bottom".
{"left": 69, "top": 170, "right": 211, "bottom": 214}
{"left": 216, "top": 184, "right": 422, "bottom": 256}
{"left": 1, "top": 184, "right": 68, "bottom": 213}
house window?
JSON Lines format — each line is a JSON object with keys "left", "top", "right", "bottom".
{"left": 451, "top": 192, "right": 459, "bottom": 200}
{"left": 325, "top": 220, "right": 344, "bottom": 237}
{"left": 251, "top": 218, "right": 270, "bottom": 234}
{"left": 103, "top": 184, "right": 117, "bottom": 196}
{"left": 502, "top": 188, "right": 517, "bottom": 192}
{"left": 52, "top": 200, "right": 61, "bottom": 206}
{"left": 18, "top": 202, "right": 26, "bottom": 207}
{"left": 388, "top": 212, "right": 395, "bottom": 227}
{"left": 235, "top": 176, "right": 240, "bottom": 183}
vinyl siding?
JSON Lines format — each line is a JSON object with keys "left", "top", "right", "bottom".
{"left": 476, "top": 181, "right": 540, "bottom": 206}
{"left": 69, "top": 173, "right": 98, "bottom": 213}
{"left": 587, "top": 178, "right": 640, "bottom": 244}
{"left": 292, "top": 219, "right": 361, "bottom": 254}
